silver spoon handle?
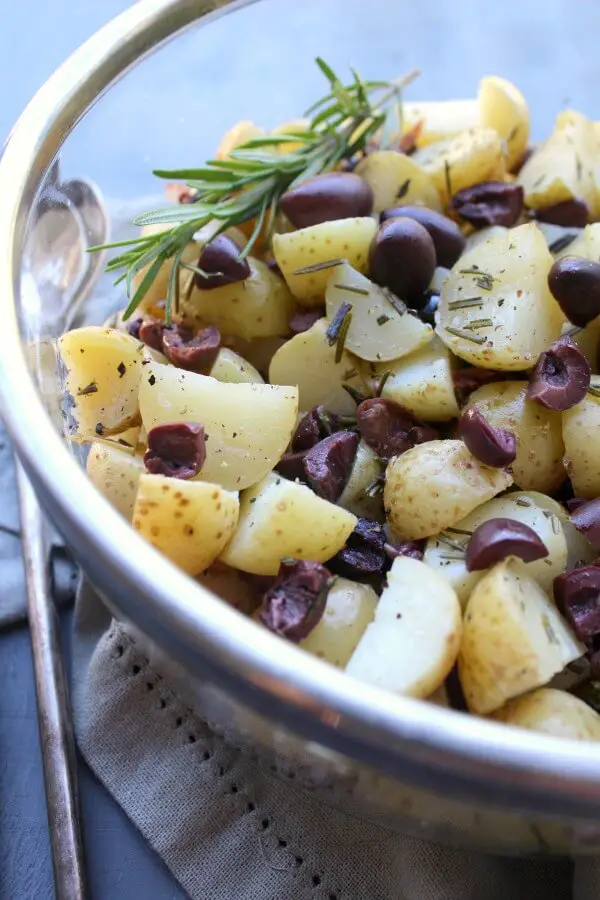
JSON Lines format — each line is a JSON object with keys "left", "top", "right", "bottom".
{"left": 16, "top": 460, "right": 87, "bottom": 900}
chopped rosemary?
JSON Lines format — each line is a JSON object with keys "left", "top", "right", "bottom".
{"left": 396, "top": 178, "right": 411, "bottom": 200}
{"left": 459, "top": 268, "right": 496, "bottom": 291}
{"left": 377, "top": 314, "right": 391, "bottom": 325}
{"left": 445, "top": 527, "right": 473, "bottom": 537}
{"left": 365, "top": 476, "right": 385, "bottom": 498}
{"left": 447, "top": 297, "right": 483, "bottom": 310}
{"left": 548, "top": 233, "right": 577, "bottom": 254}
{"left": 375, "top": 370, "right": 392, "bottom": 396}
{"left": 438, "top": 553, "right": 465, "bottom": 561}
{"left": 444, "top": 160, "right": 453, "bottom": 199}
{"left": 77, "top": 382, "right": 98, "bottom": 396}
{"left": 326, "top": 301, "right": 353, "bottom": 347}
{"left": 342, "top": 367, "right": 359, "bottom": 380}
{"left": 342, "top": 383, "right": 368, "bottom": 405}
{"left": 293, "top": 258, "right": 344, "bottom": 276}
{"left": 463, "top": 318, "right": 493, "bottom": 330}
{"left": 91, "top": 59, "right": 420, "bottom": 323}
{"left": 444, "top": 326, "right": 486, "bottom": 345}
{"left": 515, "top": 497, "right": 531, "bottom": 507}
{"left": 437, "top": 533, "right": 467, "bottom": 553}
{"left": 333, "top": 283, "right": 370, "bottom": 296}
{"left": 382, "top": 287, "right": 407, "bottom": 317}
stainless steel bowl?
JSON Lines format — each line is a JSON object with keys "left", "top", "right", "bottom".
{"left": 3, "top": 0, "right": 600, "bottom": 856}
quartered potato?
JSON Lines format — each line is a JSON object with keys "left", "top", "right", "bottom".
{"left": 299, "top": 578, "right": 378, "bottom": 667}
{"left": 466, "top": 381, "right": 565, "bottom": 494}
{"left": 384, "top": 440, "right": 513, "bottom": 541}
{"left": 325, "top": 262, "right": 434, "bottom": 363}
{"left": 517, "top": 110, "right": 598, "bottom": 215}
{"left": 86, "top": 442, "right": 146, "bottom": 519}
{"left": 354, "top": 150, "right": 443, "bottom": 213}
{"left": 464, "top": 225, "right": 508, "bottom": 253}
{"left": 437, "top": 223, "right": 564, "bottom": 371}
{"left": 346, "top": 556, "right": 462, "bottom": 698}
{"left": 209, "top": 348, "right": 264, "bottom": 385}
{"left": 139, "top": 361, "right": 298, "bottom": 491}
{"left": 220, "top": 472, "right": 356, "bottom": 575}
{"left": 366, "top": 336, "right": 459, "bottom": 422}
{"left": 181, "top": 258, "right": 295, "bottom": 341}
{"left": 59, "top": 327, "right": 145, "bottom": 441}
{"left": 478, "top": 75, "right": 530, "bottom": 172}
{"left": 337, "top": 440, "right": 385, "bottom": 521}
{"left": 272, "top": 217, "right": 377, "bottom": 305}
{"left": 412, "top": 127, "right": 505, "bottom": 206}
{"left": 402, "top": 99, "right": 479, "bottom": 148}
{"left": 424, "top": 491, "right": 567, "bottom": 608}
{"left": 269, "top": 317, "right": 366, "bottom": 415}
{"left": 563, "top": 380, "right": 600, "bottom": 498}
{"left": 215, "top": 120, "right": 265, "bottom": 159}
{"left": 524, "top": 491, "right": 596, "bottom": 569}
{"left": 132, "top": 474, "right": 239, "bottom": 575}
{"left": 492, "top": 688, "right": 600, "bottom": 741}
{"left": 458, "top": 558, "right": 583, "bottom": 715}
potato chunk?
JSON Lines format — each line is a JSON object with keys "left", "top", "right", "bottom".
{"left": 86, "top": 443, "right": 145, "bottom": 519}
{"left": 492, "top": 688, "right": 600, "bottom": 741}
{"left": 325, "top": 263, "right": 434, "bottom": 362}
{"left": 272, "top": 218, "right": 377, "bottom": 305}
{"left": 412, "top": 127, "right": 505, "bottom": 206}
{"left": 59, "top": 327, "right": 145, "bottom": 441}
{"left": 478, "top": 75, "right": 530, "bottom": 172}
{"left": 384, "top": 440, "right": 512, "bottom": 541}
{"left": 299, "top": 578, "right": 378, "bottom": 668}
{"left": 424, "top": 491, "right": 567, "bottom": 608}
{"left": 366, "top": 336, "right": 459, "bottom": 422}
{"left": 354, "top": 150, "right": 443, "bottom": 213}
{"left": 466, "top": 381, "right": 565, "bottom": 494}
{"left": 139, "top": 361, "right": 297, "bottom": 491}
{"left": 220, "top": 473, "right": 356, "bottom": 575}
{"left": 402, "top": 99, "right": 479, "bottom": 148}
{"left": 181, "top": 258, "right": 295, "bottom": 341}
{"left": 209, "top": 348, "right": 264, "bottom": 385}
{"left": 437, "top": 223, "right": 564, "bottom": 371}
{"left": 268, "top": 317, "right": 365, "bottom": 415}
{"left": 458, "top": 559, "right": 583, "bottom": 715}
{"left": 563, "top": 380, "right": 600, "bottom": 498}
{"left": 338, "top": 441, "right": 385, "bottom": 521}
{"left": 346, "top": 556, "right": 461, "bottom": 698}
{"left": 132, "top": 474, "right": 239, "bottom": 575}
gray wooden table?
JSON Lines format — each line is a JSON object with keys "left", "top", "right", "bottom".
{"left": 3, "top": 1, "right": 600, "bottom": 897}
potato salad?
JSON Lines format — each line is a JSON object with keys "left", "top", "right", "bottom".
{"left": 59, "top": 64, "right": 600, "bottom": 741}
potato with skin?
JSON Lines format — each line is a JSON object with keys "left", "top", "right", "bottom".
{"left": 132, "top": 474, "right": 239, "bottom": 575}
{"left": 325, "top": 263, "right": 434, "bottom": 363}
{"left": 354, "top": 151, "right": 443, "bottom": 213}
{"left": 181, "top": 258, "right": 295, "bottom": 341}
{"left": 437, "top": 223, "right": 565, "bottom": 371}
{"left": 86, "top": 443, "right": 146, "bottom": 519}
{"left": 384, "top": 440, "right": 513, "bottom": 541}
{"left": 366, "top": 337, "right": 459, "bottom": 422}
{"left": 209, "top": 348, "right": 264, "bottom": 385}
{"left": 346, "top": 556, "right": 462, "bottom": 698}
{"left": 299, "top": 578, "right": 379, "bottom": 668}
{"left": 466, "top": 381, "right": 565, "bottom": 494}
{"left": 458, "top": 559, "right": 583, "bottom": 715}
{"left": 401, "top": 99, "right": 479, "bottom": 148}
{"left": 272, "top": 217, "right": 377, "bottom": 305}
{"left": 517, "top": 110, "right": 598, "bottom": 214}
{"left": 269, "top": 317, "right": 366, "bottom": 416}
{"left": 524, "top": 491, "right": 596, "bottom": 569}
{"left": 337, "top": 441, "right": 385, "bottom": 521}
{"left": 59, "top": 327, "right": 145, "bottom": 441}
{"left": 563, "top": 380, "right": 600, "bottom": 498}
{"left": 412, "top": 127, "right": 505, "bottom": 206}
{"left": 478, "top": 75, "right": 530, "bottom": 172}
{"left": 491, "top": 688, "right": 600, "bottom": 741}
{"left": 424, "top": 491, "right": 567, "bottom": 608}
{"left": 220, "top": 472, "right": 356, "bottom": 575}
{"left": 139, "top": 361, "right": 298, "bottom": 491}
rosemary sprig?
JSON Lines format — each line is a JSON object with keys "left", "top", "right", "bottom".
{"left": 91, "top": 59, "right": 420, "bottom": 323}
{"left": 326, "top": 301, "right": 353, "bottom": 362}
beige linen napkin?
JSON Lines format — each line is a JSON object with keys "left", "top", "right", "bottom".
{"left": 71, "top": 581, "right": 600, "bottom": 900}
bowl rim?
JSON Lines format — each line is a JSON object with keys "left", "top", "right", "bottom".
{"left": 3, "top": 0, "right": 600, "bottom": 821}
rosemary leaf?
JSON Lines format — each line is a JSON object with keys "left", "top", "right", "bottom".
{"left": 293, "top": 258, "right": 345, "bottom": 276}
{"left": 333, "top": 283, "right": 370, "bottom": 296}
{"left": 444, "top": 326, "right": 486, "bottom": 345}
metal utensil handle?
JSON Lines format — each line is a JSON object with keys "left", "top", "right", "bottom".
{"left": 16, "top": 461, "right": 87, "bottom": 900}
